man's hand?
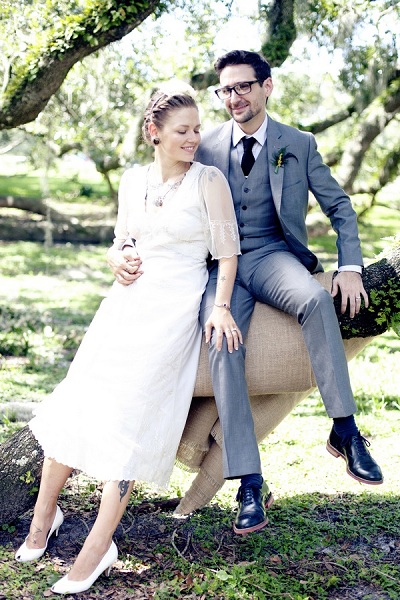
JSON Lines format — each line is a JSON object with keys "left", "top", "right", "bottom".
{"left": 107, "top": 246, "right": 143, "bottom": 286}
{"left": 331, "top": 271, "right": 369, "bottom": 318}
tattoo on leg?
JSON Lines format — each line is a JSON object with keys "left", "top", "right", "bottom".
{"left": 118, "top": 480, "right": 129, "bottom": 502}
{"left": 29, "top": 523, "right": 43, "bottom": 546}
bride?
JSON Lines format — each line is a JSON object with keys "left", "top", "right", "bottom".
{"left": 15, "top": 87, "right": 242, "bottom": 595}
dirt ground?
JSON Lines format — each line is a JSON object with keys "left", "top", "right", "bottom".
{"left": 2, "top": 491, "right": 398, "bottom": 600}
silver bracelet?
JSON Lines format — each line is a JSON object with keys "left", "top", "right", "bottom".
{"left": 214, "top": 302, "right": 231, "bottom": 311}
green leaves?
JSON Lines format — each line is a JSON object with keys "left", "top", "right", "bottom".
{"left": 369, "top": 277, "right": 400, "bottom": 337}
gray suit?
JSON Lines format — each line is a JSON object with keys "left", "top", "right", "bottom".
{"left": 196, "top": 116, "right": 362, "bottom": 479}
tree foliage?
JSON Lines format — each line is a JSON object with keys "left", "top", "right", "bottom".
{"left": 0, "top": 0, "right": 165, "bottom": 128}
{"left": 0, "top": 0, "right": 399, "bottom": 232}
{"left": 293, "top": 1, "right": 400, "bottom": 198}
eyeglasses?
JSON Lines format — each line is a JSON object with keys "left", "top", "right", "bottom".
{"left": 214, "top": 80, "right": 261, "bottom": 100}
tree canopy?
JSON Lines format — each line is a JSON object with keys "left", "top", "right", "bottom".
{"left": 0, "top": 0, "right": 399, "bottom": 235}
{"left": 0, "top": 0, "right": 163, "bottom": 128}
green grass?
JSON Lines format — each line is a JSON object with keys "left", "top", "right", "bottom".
{"left": 0, "top": 242, "right": 113, "bottom": 404}
{"left": 0, "top": 154, "right": 112, "bottom": 204}
{"left": 0, "top": 193, "right": 399, "bottom": 597}
{"left": 308, "top": 204, "right": 400, "bottom": 271}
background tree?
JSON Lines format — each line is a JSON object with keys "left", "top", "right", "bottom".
{"left": 0, "top": 0, "right": 165, "bottom": 128}
{"left": 0, "top": 0, "right": 227, "bottom": 214}
{"left": 0, "top": 0, "right": 399, "bottom": 240}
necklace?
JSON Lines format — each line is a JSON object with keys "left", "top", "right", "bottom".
{"left": 145, "top": 167, "right": 188, "bottom": 208}
{"left": 148, "top": 176, "right": 185, "bottom": 207}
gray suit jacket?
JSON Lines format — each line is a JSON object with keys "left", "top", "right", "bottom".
{"left": 196, "top": 116, "right": 363, "bottom": 273}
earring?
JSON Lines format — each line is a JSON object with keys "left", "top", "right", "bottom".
{"left": 153, "top": 137, "right": 160, "bottom": 145}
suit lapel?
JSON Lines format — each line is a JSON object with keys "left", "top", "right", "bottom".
{"left": 267, "top": 118, "right": 285, "bottom": 213}
{"left": 212, "top": 121, "right": 233, "bottom": 180}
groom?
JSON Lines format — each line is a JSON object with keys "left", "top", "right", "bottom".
{"left": 195, "top": 50, "right": 383, "bottom": 534}
{"left": 109, "top": 50, "right": 383, "bottom": 534}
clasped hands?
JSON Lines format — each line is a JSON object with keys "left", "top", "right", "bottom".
{"left": 107, "top": 246, "right": 143, "bottom": 286}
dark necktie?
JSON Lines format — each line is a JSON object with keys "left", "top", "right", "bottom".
{"left": 241, "top": 136, "right": 256, "bottom": 176}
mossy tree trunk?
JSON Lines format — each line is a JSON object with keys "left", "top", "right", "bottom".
{"left": 335, "top": 243, "right": 400, "bottom": 338}
{"left": 0, "top": 245, "right": 399, "bottom": 525}
{"left": 0, "top": 427, "right": 44, "bottom": 524}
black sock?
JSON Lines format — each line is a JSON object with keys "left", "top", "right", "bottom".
{"left": 240, "top": 473, "right": 263, "bottom": 489}
{"left": 333, "top": 415, "right": 358, "bottom": 443}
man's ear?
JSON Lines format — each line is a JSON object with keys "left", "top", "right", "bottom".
{"left": 263, "top": 77, "right": 273, "bottom": 100}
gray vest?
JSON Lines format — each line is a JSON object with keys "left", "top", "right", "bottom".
{"left": 228, "top": 140, "right": 284, "bottom": 254}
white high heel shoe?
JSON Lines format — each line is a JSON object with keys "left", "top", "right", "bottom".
{"left": 51, "top": 540, "right": 118, "bottom": 595}
{"left": 15, "top": 505, "right": 64, "bottom": 562}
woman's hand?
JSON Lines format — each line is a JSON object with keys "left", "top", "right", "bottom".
{"left": 107, "top": 246, "right": 143, "bottom": 286}
{"left": 204, "top": 307, "right": 243, "bottom": 353}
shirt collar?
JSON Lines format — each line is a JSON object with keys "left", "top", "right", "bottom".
{"left": 232, "top": 114, "right": 268, "bottom": 147}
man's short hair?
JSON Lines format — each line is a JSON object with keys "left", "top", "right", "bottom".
{"left": 214, "top": 50, "right": 271, "bottom": 82}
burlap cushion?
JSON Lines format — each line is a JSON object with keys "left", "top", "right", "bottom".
{"left": 194, "top": 271, "right": 334, "bottom": 396}
{"left": 183, "top": 271, "right": 373, "bottom": 472}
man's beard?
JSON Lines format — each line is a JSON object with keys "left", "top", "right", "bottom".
{"left": 230, "top": 105, "right": 256, "bottom": 124}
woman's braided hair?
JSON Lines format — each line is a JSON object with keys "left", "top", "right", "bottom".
{"left": 142, "top": 89, "right": 197, "bottom": 146}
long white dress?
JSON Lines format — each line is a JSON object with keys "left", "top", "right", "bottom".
{"left": 29, "top": 162, "right": 240, "bottom": 488}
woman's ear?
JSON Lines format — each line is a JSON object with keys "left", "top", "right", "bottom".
{"left": 148, "top": 122, "right": 158, "bottom": 139}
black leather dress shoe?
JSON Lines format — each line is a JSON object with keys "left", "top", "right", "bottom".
{"left": 233, "top": 481, "right": 274, "bottom": 535}
{"left": 327, "top": 427, "right": 383, "bottom": 485}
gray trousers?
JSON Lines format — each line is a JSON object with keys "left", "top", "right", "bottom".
{"left": 200, "top": 248, "right": 357, "bottom": 479}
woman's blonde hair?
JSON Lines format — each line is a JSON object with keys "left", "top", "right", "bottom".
{"left": 142, "top": 88, "right": 198, "bottom": 146}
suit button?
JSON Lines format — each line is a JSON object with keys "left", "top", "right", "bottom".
{"left": 244, "top": 188, "right": 249, "bottom": 193}
{"left": 240, "top": 234, "right": 244, "bottom": 241}
{"left": 242, "top": 205, "right": 248, "bottom": 210}
{"left": 240, "top": 222, "right": 244, "bottom": 227}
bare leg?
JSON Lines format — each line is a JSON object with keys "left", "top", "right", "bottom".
{"left": 67, "top": 479, "right": 135, "bottom": 582}
{"left": 26, "top": 457, "right": 72, "bottom": 550}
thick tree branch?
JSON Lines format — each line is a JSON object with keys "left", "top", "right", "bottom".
{"left": 300, "top": 105, "right": 357, "bottom": 134}
{"left": 191, "top": 0, "right": 295, "bottom": 90}
{"left": 0, "top": 195, "right": 63, "bottom": 218}
{"left": 260, "top": 0, "right": 296, "bottom": 67}
{"left": 0, "top": 0, "right": 162, "bottom": 130}
{"left": 0, "top": 196, "right": 114, "bottom": 243}
{"left": 337, "top": 78, "right": 400, "bottom": 191}
{"left": 335, "top": 241, "right": 400, "bottom": 338}
{"left": 352, "top": 144, "right": 400, "bottom": 197}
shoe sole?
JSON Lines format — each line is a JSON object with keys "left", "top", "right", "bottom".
{"left": 326, "top": 441, "right": 384, "bottom": 486}
{"left": 233, "top": 492, "right": 274, "bottom": 535}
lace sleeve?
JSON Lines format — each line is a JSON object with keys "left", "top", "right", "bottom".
{"left": 199, "top": 166, "right": 241, "bottom": 260}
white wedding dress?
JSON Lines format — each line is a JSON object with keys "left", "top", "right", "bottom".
{"left": 29, "top": 162, "right": 240, "bottom": 488}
